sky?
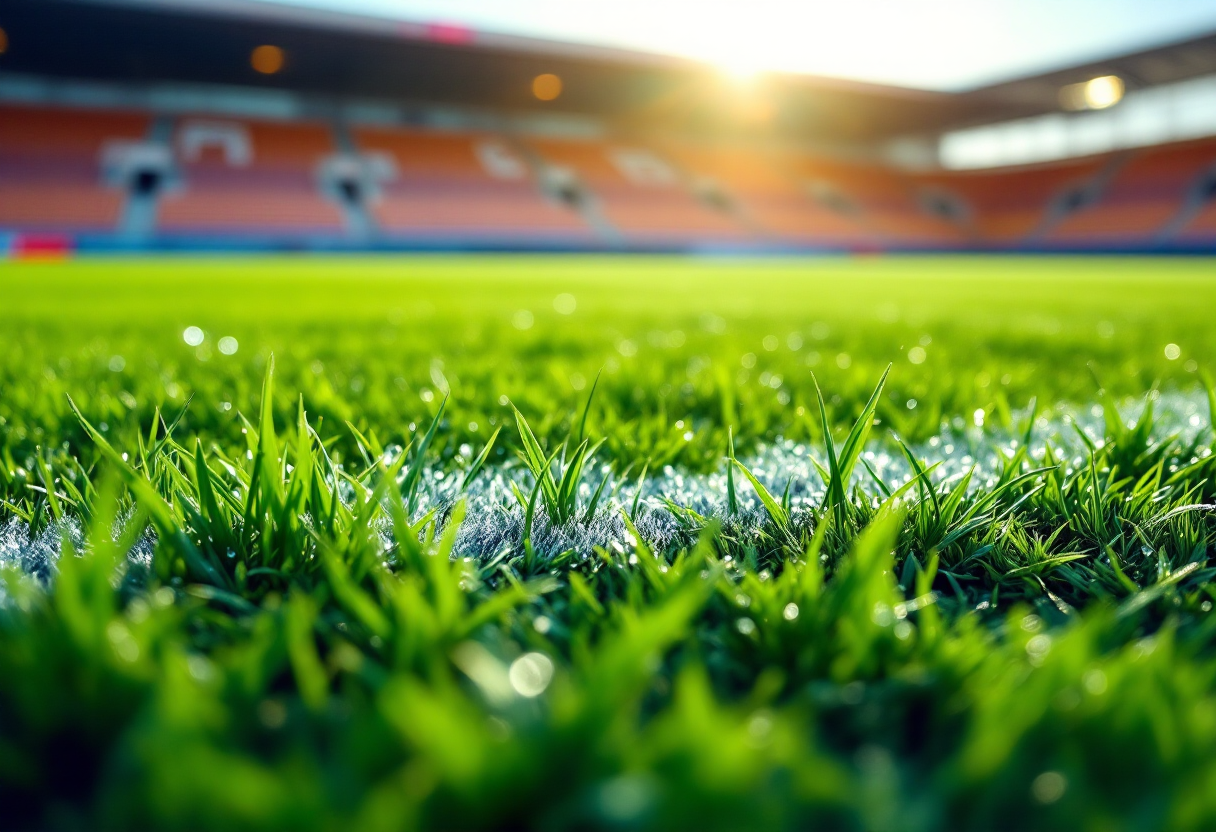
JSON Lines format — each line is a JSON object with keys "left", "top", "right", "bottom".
{"left": 238, "top": 0, "right": 1216, "bottom": 90}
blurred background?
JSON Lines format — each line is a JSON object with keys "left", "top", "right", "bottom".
{"left": 2, "top": 0, "right": 1216, "bottom": 256}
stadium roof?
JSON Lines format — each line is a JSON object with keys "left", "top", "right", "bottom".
{"left": 72, "top": 0, "right": 1216, "bottom": 91}
{"left": 2, "top": 0, "right": 1215, "bottom": 146}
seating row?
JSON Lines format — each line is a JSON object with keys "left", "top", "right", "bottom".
{"left": 2, "top": 103, "right": 1215, "bottom": 246}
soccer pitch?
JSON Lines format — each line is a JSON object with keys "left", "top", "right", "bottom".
{"left": 2, "top": 254, "right": 1216, "bottom": 830}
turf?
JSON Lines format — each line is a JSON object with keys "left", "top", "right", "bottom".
{"left": 1, "top": 254, "right": 1216, "bottom": 831}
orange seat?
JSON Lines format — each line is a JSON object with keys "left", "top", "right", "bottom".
{"left": 526, "top": 137, "right": 746, "bottom": 242}
{"left": 1048, "top": 139, "right": 1216, "bottom": 243}
{"left": 355, "top": 127, "right": 589, "bottom": 238}
{"left": 785, "top": 155, "right": 965, "bottom": 246}
{"left": 159, "top": 190, "right": 343, "bottom": 231}
{"left": 159, "top": 119, "right": 344, "bottom": 234}
{"left": 660, "top": 142, "right": 868, "bottom": 245}
{"left": 0, "top": 104, "right": 148, "bottom": 231}
{"left": 911, "top": 157, "right": 1107, "bottom": 244}
{"left": 0, "top": 183, "right": 125, "bottom": 229}
{"left": 369, "top": 192, "right": 587, "bottom": 236}
{"left": 1180, "top": 201, "right": 1216, "bottom": 242}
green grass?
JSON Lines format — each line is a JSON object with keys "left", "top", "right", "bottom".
{"left": 2, "top": 254, "right": 1216, "bottom": 831}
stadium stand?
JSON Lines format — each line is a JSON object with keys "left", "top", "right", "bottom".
{"left": 352, "top": 127, "right": 592, "bottom": 244}
{"left": 523, "top": 137, "right": 749, "bottom": 244}
{"left": 157, "top": 118, "right": 347, "bottom": 238}
{"left": 657, "top": 142, "right": 872, "bottom": 246}
{"left": 1179, "top": 185, "right": 1216, "bottom": 243}
{"left": 4, "top": 95, "right": 1214, "bottom": 252}
{"left": 2, "top": 0, "right": 1216, "bottom": 254}
{"left": 1046, "top": 138, "right": 1216, "bottom": 245}
{"left": 909, "top": 156, "right": 1109, "bottom": 245}
{"left": 0, "top": 104, "right": 149, "bottom": 233}
{"left": 783, "top": 155, "right": 967, "bottom": 247}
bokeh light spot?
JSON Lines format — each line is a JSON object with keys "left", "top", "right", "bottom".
{"left": 508, "top": 652, "right": 554, "bottom": 697}
{"left": 251, "top": 45, "right": 285, "bottom": 75}
{"left": 532, "top": 73, "right": 562, "bottom": 101}
{"left": 1031, "top": 771, "right": 1067, "bottom": 804}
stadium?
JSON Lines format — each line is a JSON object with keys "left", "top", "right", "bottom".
{"left": 4, "top": 0, "right": 1216, "bottom": 254}
{"left": 3, "top": 1, "right": 1216, "bottom": 830}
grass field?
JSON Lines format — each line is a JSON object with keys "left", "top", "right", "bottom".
{"left": 2, "top": 254, "right": 1216, "bottom": 831}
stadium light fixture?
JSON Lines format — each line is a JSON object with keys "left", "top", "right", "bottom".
{"left": 532, "top": 73, "right": 562, "bottom": 101}
{"left": 251, "top": 45, "right": 286, "bottom": 75}
{"left": 1059, "top": 75, "right": 1124, "bottom": 111}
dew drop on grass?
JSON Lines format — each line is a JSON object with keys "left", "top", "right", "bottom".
{"left": 597, "top": 776, "right": 654, "bottom": 823}
{"left": 553, "top": 293, "right": 576, "bottom": 315}
{"left": 182, "top": 326, "right": 205, "bottom": 346}
{"left": 1031, "top": 772, "right": 1067, "bottom": 804}
{"left": 1164, "top": 343, "right": 1181, "bottom": 360}
{"left": 871, "top": 603, "right": 893, "bottom": 627}
{"left": 106, "top": 621, "right": 139, "bottom": 662}
{"left": 217, "top": 336, "right": 239, "bottom": 355}
{"left": 187, "top": 654, "right": 215, "bottom": 682}
{"left": 1026, "top": 634, "right": 1052, "bottom": 660}
{"left": 747, "top": 712, "right": 773, "bottom": 745}
{"left": 508, "top": 653, "right": 554, "bottom": 697}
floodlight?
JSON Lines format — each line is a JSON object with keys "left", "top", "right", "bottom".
{"left": 1083, "top": 75, "right": 1125, "bottom": 109}
{"left": 532, "top": 73, "right": 562, "bottom": 101}
{"left": 251, "top": 45, "right": 285, "bottom": 75}
{"left": 1059, "top": 75, "right": 1124, "bottom": 111}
